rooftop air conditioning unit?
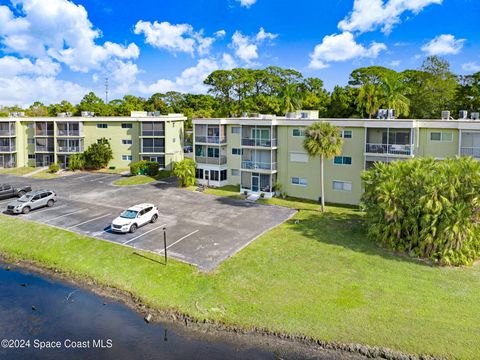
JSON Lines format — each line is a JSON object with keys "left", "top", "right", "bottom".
{"left": 241, "top": 112, "right": 248, "bottom": 118}
{"left": 286, "top": 112, "right": 297, "bottom": 119}
{"left": 57, "top": 112, "right": 66, "bottom": 117}
{"left": 377, "top": 109, "right": 388, "bottom": 119}
{"left": 300, "top": 112, "right": 309, "bottom": 119}
{"left": 459, "top": 110, "right": 468, "bottom": 120}
{"left": 81, "top": 111, "right": 95, "bottom": 117}
{"left": 441, "top": 111, "right": 451, "bottom": 120}
{"left": 471, "top": 112, "right": 479, "bottom": 120}
{"left": 387, "top": 109, "right": 395, "bottom": 119}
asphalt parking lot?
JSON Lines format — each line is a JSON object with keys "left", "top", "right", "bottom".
{"left": 0, "top": 172, "right": 296, "bottom": 271}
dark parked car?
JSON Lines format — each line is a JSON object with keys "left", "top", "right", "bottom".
{"left": 0, "top": 184, "right": 32, "bottom": 200}
{"left": 183, "top": 145, "right": 193, "bottom": 153}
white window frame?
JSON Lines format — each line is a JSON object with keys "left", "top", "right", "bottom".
{"left": 122, "top": 155, "right": 132, "bottom": 161}
{"left": 122, "top": 139, "right": 132, "bottom": 145}
{"left": 231, "top": 169, "right": 240, "bottom": 176}
{"left": 291, "top": 177, "right": 308, "bottom": 186}
{"left": 231, "top": 127, "right": 241, "bottom": 134}
{"left": 332, "top": 180, "right": 352, "bottom": 192}
{"left": 232, "top": 148, "right": 242, "bottom": 155}
{"left": 430, "top": 131, "right": 453, "bottom": 142}
{"left": 333, "top": 156, "right": 352, "bottom": 165}
{"left": 292, "top": 128, "right": 305, "bottom": 137}
{"left": 341, "top": 130, "right": 352, "bottom": 139}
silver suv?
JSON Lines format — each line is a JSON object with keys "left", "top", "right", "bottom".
{"left": 6, "top": 190, "right": 57, "bottom": 214}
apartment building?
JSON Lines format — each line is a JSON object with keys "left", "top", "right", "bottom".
{"left": 0, "top": 112, "right": 185, "bottom": 170}
{"left": 193, "top": 110, "right": 480, "bottom": 205}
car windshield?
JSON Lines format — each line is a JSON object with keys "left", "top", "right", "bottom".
{"left": 120, "top": 210, "right": 138, "bottom": 219}
{"left": 18, "top": 194, "right": 34, "bottom": 202}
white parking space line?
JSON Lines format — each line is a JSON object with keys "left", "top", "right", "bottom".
{"left": 44, "top": 208, "right": 88, "bottom": 223}
{"left": 25, "top": 204, "right": 66, "bottom": 215}
{"left": 72, "top": 175, "right": 92, "bottom": 180}
{"left": 67, "top": 213, "right": 111, "bottom": 229}
{"left": 123, "top": 224, "right": 167, "bottom": 245}
{"left": 158, "top": 229, "right": 199, "bottom": 253}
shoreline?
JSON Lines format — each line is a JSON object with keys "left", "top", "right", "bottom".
{"left": 0, "top": 253, "right": 439, "bottom": 360}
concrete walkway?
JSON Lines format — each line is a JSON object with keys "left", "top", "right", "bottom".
{"left": 23, "top": 167, "right": 48, "bottom": 177}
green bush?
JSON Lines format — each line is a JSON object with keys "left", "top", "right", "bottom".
{"left": 361, "top": 157, "right": 480, "bottom": 266}
{"left": 130, "top": 160, "right": 160, "bottom": 176}
{"left": 130, "top": 160, "right": 147, "bottom": 175}
{"left": 48, "top": 163, "right": 60, "bottom": 173}
{"left": 68, "top": 153, "right": 85, "bottom": 171}
{"left": 173, "top": 158, "right": 196, "bottom": 187}
{"left": 83, "top": 138, "right": 113, "bottom": 169}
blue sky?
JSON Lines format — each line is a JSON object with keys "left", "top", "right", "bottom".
{"left": 0, "top": 0, "right": 479, "bottom": 106}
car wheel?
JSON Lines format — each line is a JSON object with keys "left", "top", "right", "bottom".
{"left": 150, "top": 214, "right": 158, "bottom": 223}
{"left": 17, "top": 191, "right": 25, "bottom": 198}
{"left": 129, "top": 224, "right": 137, "bottom": 233}
{"left": 22, "top": 206, "right": 30, "bottom": 214}
{"left": 47, "top": 199, "right": 54, "bottom": 207}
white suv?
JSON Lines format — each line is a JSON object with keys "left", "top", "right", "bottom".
{"left": 111, "top": 204, "right": 159, "bottom": 233}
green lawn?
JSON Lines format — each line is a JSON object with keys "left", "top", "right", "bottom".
{"left": 200, "top": 185, "right": 244, "bottom": 200}
{"left": 113, "top": 171, "right": 172, "bottom": 186}
{"left": 0, "top": 167, "right": 36, "bottom": 176}
{"left": 0, "top": 204, "right": 478, "bottom": 359}
{"left": 93, "top": 167, "right": 130, "bottom": 174}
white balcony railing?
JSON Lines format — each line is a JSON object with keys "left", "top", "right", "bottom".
{"left": 0, "top": 145, "right": 15, "bottom": 152}
{"left": 195, "top": 136, "right": 227, "bottom": 144}
{"left": 196, "top": 156, "right": 227, "bottom": 165}
{"left": 365, "top": 143, "right": 413, "bottom": 156}
{"left": 241, "top": 138, "right": 277, "bottom": 147}
{"left": 57, "top": 146, "right": 83, "bottom": 153}
{"left": 241, "top": 161, "right": 277, "bottom": 171}
{"left": 460, "top": 147, "right": 480, "bottom": 158}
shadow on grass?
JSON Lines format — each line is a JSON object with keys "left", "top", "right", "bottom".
{"left": 291, "top": 210, "right": 434, "bottom": 268}
{"left": 133, "top": 251, "right": 166, "bottom": 266}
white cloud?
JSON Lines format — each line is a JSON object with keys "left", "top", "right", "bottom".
{"left": 462, "top": 62, "right": 480, "bottom": 73}
{"left": 0, "top": 56, "right": 61, "bottom": 77}
{"left": 0, "top": 76, "right": 88, "bottom": 106}
{"left": 389, "top": 60, "right": 401, "bottom": 67}
{"left": 134, "top": 20, "right": 221, "bottom": 56}
{"left": 421, "top": 34, "right": 465, "bottom": 56}
{"left": 230, "top": 28, "right": 277, "bottom": 64}
{"left": 309, "top": 32, "right": 387, "bottom": 69}
{"left": 0, "top": 0, "right": 139, "bottom": 72}
{"left": 339, "top": 0, "right": 442, "bottom": 34}
{"left": 237, "top": 0, "right": 257, "bottom": 8}
{"left": 138, "top": 55, "right": 236, "bottom": 95}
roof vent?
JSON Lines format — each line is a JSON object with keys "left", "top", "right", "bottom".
{"left": 8, "top": 112, "right": 25, "bottom": 117}
{"left": 459, "top": 110, "right": 468, "bottom": 120}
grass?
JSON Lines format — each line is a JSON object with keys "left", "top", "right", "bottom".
{"left": 113, "top": 171, "right": 172, "bottom": 186}
{"left": 30, "top": 170, "right": 60, "bottom": 179}
{"left": 0, "top": 167, "right": 36, "bottom": 176}
{"left": 0, "top": 204, "right": 479, "bottom": 359}
{"left": 202, "top": 185, "right": 244, "bottom": 200}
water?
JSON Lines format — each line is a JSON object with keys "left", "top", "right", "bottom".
{"left": 0, "top": 264, "right": 283, "bottom": 360}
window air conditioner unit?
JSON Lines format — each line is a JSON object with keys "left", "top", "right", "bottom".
{"left": 441, "top": 111, "right": 450, "bottom": 120}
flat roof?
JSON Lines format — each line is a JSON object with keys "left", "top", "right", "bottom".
{"left": 2, "top": 114, "right": 187, "bottom": 122}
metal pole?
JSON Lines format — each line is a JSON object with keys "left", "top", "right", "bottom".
{"left": 163, "top": 227, "right": 167, "bottom": 265}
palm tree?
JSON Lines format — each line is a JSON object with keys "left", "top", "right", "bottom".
{"left": 303, "top": 122, "right": 344, "bottom": 212}
{"left": 356, "top": 83, "right": 382, "bottom": 119}
{"left": 279, "top": 83, "right": 302, "bottom": 114}
{"left": 381, "top": 76, "right": 411, "bottom": 117}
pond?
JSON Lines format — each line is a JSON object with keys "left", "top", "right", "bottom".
{"left": 0, "top": 263, "right": 361, "bottom": 360}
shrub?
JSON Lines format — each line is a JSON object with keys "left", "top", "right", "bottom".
{"left": 173, "top": 158, "right": 196, "bottom": 187}
{"left": 83, "top": 138, "right": 113, "bottom": 169}
{"left": 361, "top": 157, "right": 480, "bottom": 266}
{"left": 130, "top": 160, "right": 160, "bottom": 176}
{"left": 68, "top": 153, "right": 85, "bottom": 171}
{"left": 48, "top": 163, "right": 60, "bottom": 173}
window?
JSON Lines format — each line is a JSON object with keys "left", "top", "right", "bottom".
{"left": 232, "top": 148, "right": 242, "bottom": 155}
{"left": 122, "top": 155, "right": 132, "bottom": 161}
{"left": 231, "top": 169, "right": 240, "bottom": 176}
{"left": 430, "top": 131, "right": 452, "bottom": 142}
{"left": 292, "top": 128, "right": 305, "bottom": 137}
{"left": 290, "top": 152, "right": 308, "bottom": 163}
{"left": 334, "top": 156, "right": 352, "bottom": 165}
{"left": 231, "top": 127, "right": 241, "bottom": 134}
{"left": 121, "top": 123, "right": 133, "bottom": 129}
{"left": 207, "top": 147, "right": 219, "bottom": 158}
{"left": 341, "top": 130, "right": 352, "bottom": 139}
{"left": 332, "top": 181, "right": 352, "bottom": 192}
{"left": 220, "top": 170, "right": 227, "bottom": 181}
{"left": 28, "top": 154, "right": 36, "bottom": 160}
{"left": 96, "top": 124, "right": 108, "bottom": 129}
{"left": 27, "top": 123, "right": 34, "bottom": 129}
{"left": 122, "top": 139, "right": 132, "bottom": 145}
{"left": 210, "top": 170, "right": 219, "bottom": 181}
{"left": 291, "top": 177, "right": 308, "bottom": 186}
{"left": 172, "top": 138, "right": 176, "bottom": 143}
{"left": 196, "top": 168, "right": 204, "bottom": 179}
{"left": 27, "top": 138, "right": 35, "bottom": 144}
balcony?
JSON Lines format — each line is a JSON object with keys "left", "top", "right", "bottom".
{"left": 365, "top": 143, "right": 413, "bottom": 156}
{"left": 196, "top": 156, "right": 227, "bottom": 165}
{"left": 0, "top": 145, "right": 15, "bottom": 152}
{"left": 35, "top": 146, "right": 55, "bottom": 152}
{"left": 241, "top": 138, "right": 278, "bottom": 147}
{"left": 195, "top": 136, "right": 227, "bottom": 144}
{"left": 0, "top": 130, "right": 15, "bottom": 137}
{"left": 141, "top": 147, "right": 165, "bottom": 153}
{"left": 460, "top": 147, "right": 480, "bottom": 158}
{"left": 241, "top": 161, "right": 277, "bottom": 171}
{"left": 57, "top": 146, "right": 83, "bottom": 153}
{"left": 35, "top": 130, "right": 54, "bottom": 137}
{"left": 57, "top": 130, "right": 81, "bottom": 137}
{"left": 141, "top": 130, "right": 165, "bottom": 137}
